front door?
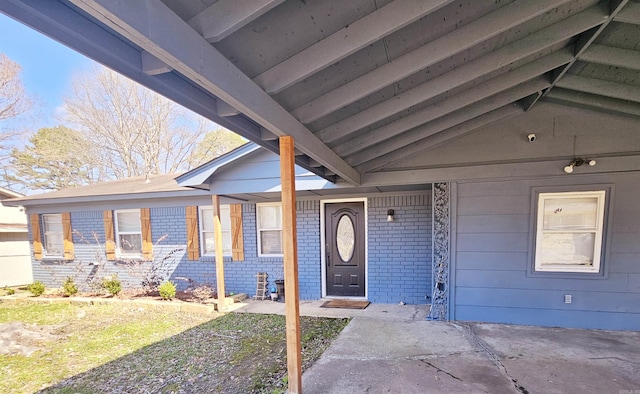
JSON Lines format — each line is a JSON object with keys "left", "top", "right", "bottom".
{"left": 325, "top": 202, "right": 365, "bottom": 297}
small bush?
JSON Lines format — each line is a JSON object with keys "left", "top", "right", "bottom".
{"left": 2, "top": 286, "right": 16, "bottom": 295}
{"left": 63, "top": 276, "right": 79, "bottom": 297}
{"left": 192, "top": 284, "right": 213, "bottom": 303}
{"left": 158, "top": 281, "right": 177, "bottom": 300}
{"left": 101, "top": 275, "right": 122, "bottom": 296}
{"left": 27, "top": 281, "right": 46, "bottom": 297}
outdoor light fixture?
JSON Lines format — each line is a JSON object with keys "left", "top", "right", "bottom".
{"left": 564, "top": 158, "right": 597, "bottom": 174}
{"left": 387, "top": 209, "right": 395, "bottom": 222}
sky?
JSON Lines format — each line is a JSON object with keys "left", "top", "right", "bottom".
{"left": 0, "top": 12, "right": 94, "bottom": 129}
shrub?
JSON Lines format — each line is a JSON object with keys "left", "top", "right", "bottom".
{"left": 63, "top": 276, "right": 79, "bottom": 297}
{"left": 192, "top": 284, "right": 213, "bottom": 303}
{"left": 2, "top": 286, "right": 15, "bottom": 295}
{"left": 102, "top": 275, "right": 122, "bottom": 296}
{"left": 158, "top": 281, "right": 177, "bottom": 300}
{"left": 27, "top": 281, "right": 46, "bottom": 297}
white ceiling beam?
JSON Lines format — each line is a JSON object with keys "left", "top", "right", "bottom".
{"left": 70, "top": 0, "right": 361, "bottom": 185}
{"left": 140, "top": 51, "right": 172, "bottom": 75}
{"left": 187, "top": 0, "right": 285, "bottom": 42}
{"left": 216, "top": 100, "right": 241, "bottom": 117}
{"left": 292, "top": 0, "right": 572, "bottom": 124}
{"left": 579, "top": 44, "right": 640, "bottom": 71}
{"left": 555, "top": 74, "right": 640, "bottom": 103}
{"left": 317, "top": 5, "right": 605, "bottom": 144}
{"left": 614, "top": 1, "right": 640, "bottom": 24}
{"left": 544, "top": 88, "right": 640, "bottom": 117}
{"left": 252, "top": 0, "right": 454, "bottom": 94}
{"left": 337, "top": 50, "right": 571, "bottom": 158}
{"left": 350, "top": 78, "right": 550, "bottom": 169}
{"left": 362, "top": 154, "right": 640, "bottom": 187}
{"left": 358, "top": 104, "right": 523, "bottom": 172}
{"left": 538, "top": 0, "right": 629, "bottom": 104}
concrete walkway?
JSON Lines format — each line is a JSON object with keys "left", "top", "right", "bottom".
{"left": 234, "top": 299, "right": 640, "bottom": 394}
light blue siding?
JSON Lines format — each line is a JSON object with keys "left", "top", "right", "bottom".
{"left": 453, "top": 174, "right": 640, "bottom": 330}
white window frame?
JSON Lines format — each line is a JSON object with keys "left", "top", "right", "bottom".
{"left": 114, "top": 209, "right": 142, "bottom": 258}
{"left": 42, "top": 214, "right": 64, "bottom": 258}
{"left": 256, "top": 202, "right": 283, "bottom": 257}
{"left": 199, "top": 205, "right": 232, "bottom": 256}
{"left": 534, "top": 190, "right": 606, "bottom": 273}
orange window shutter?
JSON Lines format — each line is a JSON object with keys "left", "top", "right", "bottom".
{"left": 103, "top": 210, "right": 116, "bottom": 261}
{"left": 141, "top": 208, "right": 153, "bottom": 261}
{"left": 231, "top": 204, "right": 244, "bottom": 261}
{"left": 30, "top": 214, "right": 43, "bottom": 260}
{"left": 62, "top": 212, "right": 74, "bottom": 260}
{"left": 186, "top": 206, "right": 200, "bottom": 261}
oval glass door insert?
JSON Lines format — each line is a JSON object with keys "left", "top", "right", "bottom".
{"left": 336, "top": 214, "right": 355, "bottom": 262}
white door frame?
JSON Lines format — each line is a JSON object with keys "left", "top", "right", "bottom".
{"left": 320, "top": 198, "right": 368, "bottom": 299}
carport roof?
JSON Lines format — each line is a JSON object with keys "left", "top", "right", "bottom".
{"left": 2, "top": 0, "right": 639, "bottom": 186}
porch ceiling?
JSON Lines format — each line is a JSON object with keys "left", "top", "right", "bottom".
{"left": 3, "top": 0, "right": 640, "bottom": 186}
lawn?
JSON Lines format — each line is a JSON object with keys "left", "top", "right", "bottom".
{"left": 0, "top": 303, "right": 350, "bottom": 393}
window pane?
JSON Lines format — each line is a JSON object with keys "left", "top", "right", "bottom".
{"left": 221, "top": 206, "right": 231, "bottom": 229}
{"left": 539, "top": 233, "right": 595, "bottom": 266}
{"left": 201, "top": 208, "right": 214, "bottom": 231}
{"left": 119, "top": 234, "right": 142, "bottom": 253}
{"left": 43, "top": 215, "right": 62, "bottom": 232}
{"left": 543, "top": 197, "right": 598, "bottom": 231}
{"left": 117, "top": 211, "right": 141, "bottom": 232}
{"left": 260, "top": 230, "right": 282, "bottom": 254}
{"left": 203, "top": 232, "right": 215, "bottom": 254}
{"left": 45, "top": 233, "right": 64, "bottom": 255}
{"left": 223, "top": 231, "right": 232, "bottom": 254}
{"left": 259, "top": 205, "right": 281, "bottom": 230}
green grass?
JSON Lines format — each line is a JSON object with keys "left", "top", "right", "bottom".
{"left": 0, "top": 303, "right": 349, "bottom": 393}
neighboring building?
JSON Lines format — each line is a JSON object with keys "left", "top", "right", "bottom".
{"left": 0, "top": 187, "right": 31, "bottom": 287}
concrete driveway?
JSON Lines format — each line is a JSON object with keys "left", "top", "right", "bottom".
{"left": 233, "top": 300, "right": 640, "bottom": 393}
{"left": 300, "top": 315, "right": 640, "bottom": 393}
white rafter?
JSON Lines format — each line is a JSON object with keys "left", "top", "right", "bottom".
{"left": 187, "top": 0, "right": 285, "bottom": 42}
{"left": 555, "top": 74, "right": 640, "bottom": 103}
{"left": 337, "top": 50, "right": 571, "bottom": 158}
{"left": 252, "top": 0, "right": 454, "bottom": 94}
{"left": 291, "top": 0, "right": 572, "bottom": 124}
{"left": 317, "top": 5, "right": 605, "bottom": 145}
{"left": 579, "top": 44, "right": 640, "bottom": 71}
{"left": 351, "top": 78, "right": 551, "bottom": 170}
{"left": 544, "top": 88, "right": 640, "bottom": 117}
{"left": 614, "top": 1, "right": 640, "bottom": 24}
{"left": 70, "top": 0, "right": 361, "bottom": 185}
{"left": 358, "top": 104, "right": 524, "bottom": 172}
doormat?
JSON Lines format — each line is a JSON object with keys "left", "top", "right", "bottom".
{"left": 320, "top": 300, "right": 370, "bottom": 309}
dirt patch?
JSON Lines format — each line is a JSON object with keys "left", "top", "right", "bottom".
{"left": 0, "top": 322, "right": 66, "bottom": 356}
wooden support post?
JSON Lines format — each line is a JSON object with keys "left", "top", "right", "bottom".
{"left": 280, "top": 136, "right": 302, "bottom": 393}
{"left": 212, "top": 195, "right": 226, "bottom": 311}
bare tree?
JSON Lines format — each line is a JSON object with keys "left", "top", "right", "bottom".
{"left": 0, "top": 53, "right": 33, "bottom": 190}
{"left": 0, "top": 53, "right": 31, "bottom": 122}
{"left": 63, "top": 66, "right": 221, "bottom": 179}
